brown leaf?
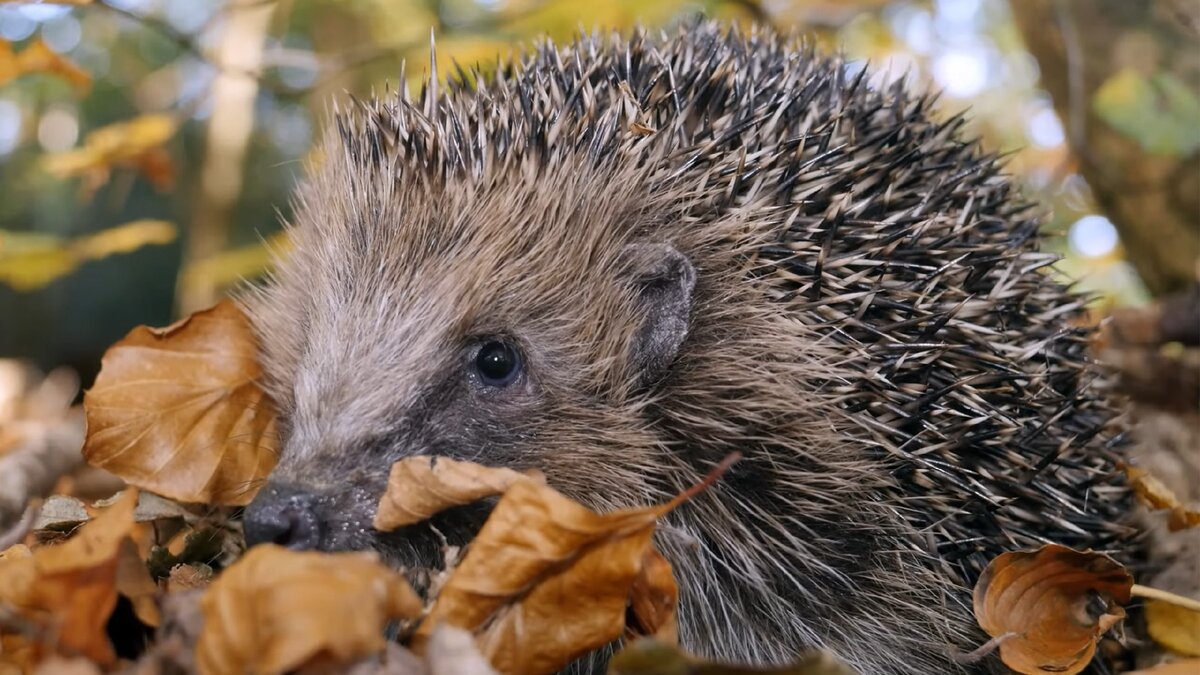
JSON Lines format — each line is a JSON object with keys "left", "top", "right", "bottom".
{"left": 373, "top": 456, "right": 541, "bottom": 531}
{"left": 83, "top": 300, "right": 279, "bottom": 506}
{"left": 1123, "top": 464, "right": 1200, "bottom": 531}
{"left": 608, "top": 638, "right": 857, "bottom": 675}
{"left": 414, "top": 479, "right": 663, "bottom": 674}
{"left": 1146, "top": 598, "right": 1200, "bottom": 657}
{"left": 0, "top": 489, "right": 137, "bottom": 666}
{"left": 31, "top": 656, "right": 102, "bottom": 675}
{"left": 412, "top": 455, "right": 737, "bottom": 674}
{"left": 196, "top": 544, "right": 422, "bottom": 675}
{"left": 1128, "top": 660, "right": 1200, "bottom": 674}
{"left": 972, "top": 544, "right": 1133, "bottom": 675}
{"left": 167, "top": 563, "right": 213, "bottom": 593}
{"left": 626, "top": 549, "right": 678, "bottom": 644}
{"left": 116, "top": 538, "right": 160, "bottom": 628}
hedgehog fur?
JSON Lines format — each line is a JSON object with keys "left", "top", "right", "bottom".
{"left": 245, "top": 21, "right": 1139, "bottom": 675}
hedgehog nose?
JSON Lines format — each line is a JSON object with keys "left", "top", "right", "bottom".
{"left": 243, "top": 482, "right": 322, "bottom": 551}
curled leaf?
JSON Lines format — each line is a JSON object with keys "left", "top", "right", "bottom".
{"left": 973, "top": 544, "right": 1133, "bottom": 675}
{"left": 626, "top": 549, "right": 678, "bottom": 644}
{"left": 374, "top": 455, "right": 541, "bottom": 531}
{"left": 1123, "top": 464, "right": 1200, "bottom": 532}
{"left": 414, "top": 479, "right": 666, "bottom": 674}
{"left": 83, "top": 300, "right": 278, "bottom": 506}
{"left": 196, "top": 544, "right": 422, "bottom": 675}
{"left": 0, "top": 489, "right": 138, "bottom": 666}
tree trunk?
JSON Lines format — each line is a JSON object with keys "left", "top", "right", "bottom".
{"left": 175, "top": 1, "right": 277, "bottom": 315}
{"left": 1011, "top": 0, "right": 1199, "bottom": 297}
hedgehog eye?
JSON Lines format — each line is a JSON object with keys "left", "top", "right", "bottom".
{"left": 473, "top": 339, "right": 523, "bottom": 387}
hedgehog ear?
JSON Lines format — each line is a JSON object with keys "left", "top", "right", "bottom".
{"left": 620, "top": 242, "right": 696, "bottom": 387}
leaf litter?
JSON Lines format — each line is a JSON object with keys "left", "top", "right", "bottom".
{"left": 4, "top": 301, "right": 1198, "bottom": 674}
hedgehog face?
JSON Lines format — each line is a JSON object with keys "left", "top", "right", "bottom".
{"left": 242, "top": 153, "right": 698, "bottom": 578}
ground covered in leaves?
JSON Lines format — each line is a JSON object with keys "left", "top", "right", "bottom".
{"left": 1, "top": 298, "right": 1198, "bottom": 675}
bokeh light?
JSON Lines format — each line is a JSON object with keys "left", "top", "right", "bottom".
{"left": 1069, "top": 215, "right": 1120, "bottom": 258}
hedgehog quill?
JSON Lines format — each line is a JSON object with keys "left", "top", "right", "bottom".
{"left": 242, "top": 22, "right": 1138, "bottom": 675}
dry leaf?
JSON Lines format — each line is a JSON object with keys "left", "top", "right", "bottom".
{"left": 196, "top": 544, "right": 422, "bottom": 675}
{"left": 413, "top": 456, "right": 736, "bottom": 674}
{"left": 83, "top": 300, "right": 279, "bottom": 506}
{"left": 1123, "top": 465, "right": 1200, "bottom": 532}
{"left": 31, "top": 656, "right": 102, "bottom": 675}
{"left": 116, "top": 539, "right": 160, "bottom": 628}
{"left": 414, "top": 479, "right": 663, "bottom": 674}
{"left": 1128, "top": 660, "right": 1200, "bottom": 674}
{"left": 626, "top": 549, "right": 678, "bottom": 644}
{"left": 0, "top": 489, "right": 137, "bottom": 666}
{"left": 167, "top": 563, "right": 214, "bottom": 593}
{"left": 1146, "top": 599, "right": 1200, "bottom": 657}
{"left": 0, "top": 38, "right": 90, "bottom": 90}
{"left": 608, "top": 638, "right": 857, "bottom": 675}
{"left": 374, "top": 456, "right": 541, "bottom": 531}
{"left": 972, "top": 544, "right": 1133, "bottom": 675}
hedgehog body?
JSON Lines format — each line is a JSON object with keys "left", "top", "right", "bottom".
{"left": 245, "top": 22, "right": 1136, "bottom": 674}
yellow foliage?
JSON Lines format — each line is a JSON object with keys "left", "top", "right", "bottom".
{"left": 0, "top": 38, "right": 91, "bottom": 91}
{"left": 179, "top": 230, "right": 291, "bottom": 297}
{"left": 43, "top": 114, "right": 177, "bottom": 195}
{"left": 0, "top": 220, "right": 176, "bottom": 292}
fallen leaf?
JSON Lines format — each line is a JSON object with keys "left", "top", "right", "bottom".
{"left": 1167, "top": 508, "right": 1200, "bottom": 531}
{"left": 0, "top": 634, "right": 36, "bottom": 675}
{"left": 83, "top": 300, "right": 279, "bottom": 506}
{"left": 0, "top": 38, "right": 90, "bottom": 90}
{"left": 1123, "top": 464, "right": 1200, "bottom": 532}
{"left": 166, "top": 563, "right": 213, "bottom": 593}
{"left": 414, "top": 478, "right": 660, "bottom": 674}
{"left": 374, "top": 455, "right": 541, "bottom": 531}
{"left": 608, "top": 638, "right": 856, "bottom": 675}
{"left": 973, "top": 544, "right": 1133, "bottom": 675}
{"left": 626, "top": 549, "right": 678, "bottom": 644}
{"left": 0, "top": 489, "right": 137, "bottom": 666}
{"left": 1146, "top": 599, "right": 1200, "bottom": 657}
{"left": 196, "top": 544, "right": 422, "bottom": 675}
{"left": 35, "top": 491, "right": 189, "bottom": 532}
{"left": 116, "top": 539, "right": 160, "bottom": 628}
{"left": 413, "top": 455, "right": 736, "bottom": 675}
{"left": 31, "top": 656, "right": 102, "bottom": 675}
{"left": 1127, "top": 660, "right": 1200, "bottom": 674}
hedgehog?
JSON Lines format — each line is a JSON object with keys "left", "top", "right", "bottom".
{"left": 241, "top": 21, "right": 1138, "bottom": 675}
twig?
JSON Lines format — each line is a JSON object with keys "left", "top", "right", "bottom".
{"left": 1131, "top": 584, "right": 1200, "bottom": 613}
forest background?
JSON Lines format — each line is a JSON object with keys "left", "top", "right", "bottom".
{"left": 0, "top": 0, "right": 1196, "bottom": 386}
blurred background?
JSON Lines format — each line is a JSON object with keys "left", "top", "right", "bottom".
{"left": 0, "top": 0, "right": 1197, "bottom": 385}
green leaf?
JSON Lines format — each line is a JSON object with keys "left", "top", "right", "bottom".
{"left": 1093, "top": 69, "right": 1200, "bottom": 157}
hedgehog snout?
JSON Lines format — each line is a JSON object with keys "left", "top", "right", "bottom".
{"left": 243, "top": 481, "right": 323, "bottom": 550}
{"left": 243, "top": 479, "right": 381, "bottom": 553}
